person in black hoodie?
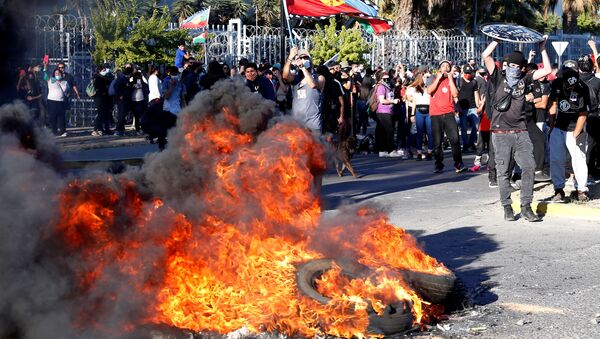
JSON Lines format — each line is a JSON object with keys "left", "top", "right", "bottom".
{"left": 114, "top": 65, "right": 133, "bottom": 136}
{"left": 244, "top": 62, "right": 276, "bottom": 101}
{"left": 199, "top": 60, "right": 227, "bottom": 91}
{"left": 92, "top": 63, "right": 114, "bottom": 136}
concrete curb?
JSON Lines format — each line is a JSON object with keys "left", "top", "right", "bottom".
{"left": 512, "top": 201, "right": 600, "bottom": 220}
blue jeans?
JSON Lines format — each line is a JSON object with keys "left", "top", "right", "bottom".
{"left": 415, "top": 109, "right": 433, "bottom": 151}
{"left": 459, "top": 108, "right": 479, "bottom": 147}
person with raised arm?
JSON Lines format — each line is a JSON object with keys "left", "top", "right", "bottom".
{"left": 481, "top": 36, "right": 551, "bottom": 222}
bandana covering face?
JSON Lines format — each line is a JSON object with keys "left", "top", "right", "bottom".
{"left": 505, "top": 67, "right": 521, "bottom": 88}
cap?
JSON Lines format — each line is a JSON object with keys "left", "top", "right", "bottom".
{"left": 102, "top": 62, "right": 110, "bottom": 69}
{"left": 297, "top": 49, "right": 311, "bottom": 58}
{"left": 463, "top": 65, "right": 474, "bottom": 74}
{"left": 562, "top": 59, "right": 578, "bottom": 72}
{"left": 340, "top": 60, "right": 350, "bottom": 69}
{"left": 272, "top": 63, "right": 281, "bottom": 71}
{"left": 505, "top": 51, "right": 526, "bottom": 67}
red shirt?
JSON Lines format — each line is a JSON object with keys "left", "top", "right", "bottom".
{"left": 429, "top": 77, "right": 455, "bottom": 116}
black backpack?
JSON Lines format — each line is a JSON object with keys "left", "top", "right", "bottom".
{"left": 583, "top": 76, "right": 600, "bottom": 117}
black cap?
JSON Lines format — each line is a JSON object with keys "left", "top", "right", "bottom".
{"left": 463, "top": 65, "right": 474, "bottom": 74}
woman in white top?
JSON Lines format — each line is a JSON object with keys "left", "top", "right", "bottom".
{"left": 405, "top": 71, "right": 433, "bottom": 160}
{"left": 47, "top": 68, "right": 69, "bottom": 136}
{"left": 147, "top": 66, "right": 162, "bottom": 102}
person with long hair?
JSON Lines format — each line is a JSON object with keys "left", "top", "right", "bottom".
{"left": 406, "top": 71, "right": 433, "bottom": 160}
{"left": 374, "top": 71, "right": 400, "bottom": 157}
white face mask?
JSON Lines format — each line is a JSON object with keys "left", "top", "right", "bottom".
{"left": 100, "top": 69, "right": 110, "bottom": 76}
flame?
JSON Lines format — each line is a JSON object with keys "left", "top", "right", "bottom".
{"left": 48, "top": 95, "right": 450, "bottom": 337}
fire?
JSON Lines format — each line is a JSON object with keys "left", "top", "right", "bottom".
{"left": 45, "top": 81, "right": 450, "bottom": 338}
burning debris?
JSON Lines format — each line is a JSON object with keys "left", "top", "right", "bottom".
{"left": 0, "top": 79, "right": 454, "bottom": 338}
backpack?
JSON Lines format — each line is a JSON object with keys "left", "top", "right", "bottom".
{"left": 368, "top": 84, "right": 381, "bottom": 113}
{"left": 108, "top": 77, "right": 118, "bottom": 97}
{"left": 583, "top": 76, "right": 600, "bottom": 116}
{"left": 85, "top": 80, "right": 96, "bottom": 97}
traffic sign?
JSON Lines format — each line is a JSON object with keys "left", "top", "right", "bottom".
{"left": 551, "top": 41, "right": 569, "bottom": 66}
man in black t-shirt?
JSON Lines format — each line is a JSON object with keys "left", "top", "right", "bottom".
{"left": 548, "top": 60, "right": 592, "bottom": 202}
{"left": 524, "top": 63, "right": 551, "bottom": 181}
{"left": 457, "top": 65, "right": 481, "bottom": 151}
{"left": 482, "top": 37, "right": 551, "bottom": 222}
{"left": 577, "top": 54, "right": 600, "bottom": 178}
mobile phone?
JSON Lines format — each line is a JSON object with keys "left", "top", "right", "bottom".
{"left": 43, "top": 55, "right": 49, "bottom": 64}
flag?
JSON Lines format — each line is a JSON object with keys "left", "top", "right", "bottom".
{"left": 352, "top": 15, "right": 392, "bottom": 35}
{"left": 324, "top": 53, "right": 339, "bottom": 67}
{"left": 286, "top": 0, "right": 377, "bottom": 18}
{"left": 192, "top": 32, "right": 207, "bottom": 44}
{"left": 181, "top": 8, "right": 210, "bottom": 29}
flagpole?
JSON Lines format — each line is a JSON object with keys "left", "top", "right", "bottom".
{"left": 281, "top": 0, "right": 295, "bottom": 47}
{"left": 204, "top": 7, "right": 210, "bottom": 65}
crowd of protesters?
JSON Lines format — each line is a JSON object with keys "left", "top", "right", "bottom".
{"left": 13, "top": 38, "right": 600, "bottom": 215}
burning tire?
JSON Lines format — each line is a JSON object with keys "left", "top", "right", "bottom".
{"left": 296, "top": 259, "right": 413, "bottom": 335}
{"left": 401, "top": 270, "right": 456, "bottom": 304}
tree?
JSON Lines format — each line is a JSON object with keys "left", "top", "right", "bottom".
{"left": 253, "top": 0, "right": 279, "bottom": 26}
{"left": 91, "top": 1, "right": 188, "bottom": 68}
{"left": 309, "top": 18, "right": 370, "bottom": 65}
{"left": 576, "top": 10, "right": 600, "bottom": 34}
{"left": 172, "top": 0, "right": 199, "bottom": 23}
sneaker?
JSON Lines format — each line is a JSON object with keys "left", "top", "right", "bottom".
{"left": 455, "top": 165, "right": 468, "bottom": 173}
{"left": 469, "top": 165, "right": 481, "bottom": 172}
{"left": 415, "top": 153, "right": 423, "bottom": 161}
{"left": 425, "top": 152, "right": 433, "bottom": 161}
{"left": 534, "top": 171, "right": 551, "bottom": 182}
{"left": 58, "top": 132, "right": 67, "bottom": 137}
{"left": 488, "top": 179, "right": 498, "bottom": 188}
{"left": 91, "top": 130, "right": 101, "bottom": 136}
{"left": 402, "top": 153, "right": 409, "bottom": 160}
{"left": 389, "top": 150, "right": 402, "bottom": 157}
{"left": 434, "top": 165, "right": 444, "bottom": 174}
{"left": 551, "top": 189, "right": 566, "bottom": 203}
{"left": 378, "top": 151, "right": 390, "bottom": 158}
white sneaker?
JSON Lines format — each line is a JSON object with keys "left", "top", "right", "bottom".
{"left": 379, "top": 151, "right": 390, "bottom": 158}
{"left": 389, "top": 150, "right": 402, "bottom": 157}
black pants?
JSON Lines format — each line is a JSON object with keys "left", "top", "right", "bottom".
{"left": 157, "top": 111, "right": 177, "bottom": 150}
{"left": 526, "top": 116, "right": 546, "bottom": 172}
{"left": 375, "top": 113, "right": 395, "bottom": 153}
{"left": 47, "top": 100, "right": 66, "bottom": 135}
{"left": 131, "top": 100, "right": 146, "bottom": 131}
{"left": 393, "top": 104, "right": 409, "bottom": 150}
{"left": 115, "top": 99, "right": 129, "bottom": 132}
{"left": 587, "top": 116, "right": 600, "bottom": 176}
{"left": 431, "top": 112, "right": 463, "bottom": 169}
{"left": 94, "top": 98, "right": 113, "bottom": 133}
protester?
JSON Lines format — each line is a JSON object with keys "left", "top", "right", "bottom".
{"left": 57, "top": 62, "right": 81, "bottom": 101}
{"left": 548, "top": 60, "right": 591, "bottom": 202}
{"left": 316, "top": 64, "right": 344, "bottom": 137}
{"left": 406, "top": 71, "right": 433, "bottom": 160}
{"left": 482, "top": 37, "right": 551, "bottom": 221}
{"left": 200, "top": 60, "right": 227, "bottom": 90}
{"left": 24, "top": 67, "right": 42, "bottom": 123}
{"left": 457, "top": 64, "right": 482, "bottom": 152}
{"left": 91, "top": 63, "right": 114, "bottom": 136}
{"left": 428, "top": 60, "right": 465, "bottom": 173}
{"left": 175, "top": 40, "right": 190, "bottom": 72}
{"left": 113, "top": 65, "right": 133, "bottom": 136}
{"left": 46, "top": 68, "right": 69, "bottom": 136}
{"left": 245, "top": 62, "right": 276, "bottom": 102}
{"left": 374, "top": 71, "right": 401, "bottom": 157}
{"left": 158, "top": 66, "right": 186, "bottom": 150}
{"left": 130, "top": 68, "right": 148, "bottom": 135}
{"left": 578, "top": 46, "right": 600, "bottom": 180}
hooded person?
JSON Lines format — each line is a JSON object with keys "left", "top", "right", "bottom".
{"left": 578, "top": 54, "right": 600, "bottom": 178}
{"left": 547, "top": 60, "right": 592, "bottom": 202}
{"left": 482, "top": 38, "right": 551, "bottom": 222}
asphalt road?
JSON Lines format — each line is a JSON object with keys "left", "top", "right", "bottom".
{"left": 323, "top": 154, "right": 600, "bottom": 338}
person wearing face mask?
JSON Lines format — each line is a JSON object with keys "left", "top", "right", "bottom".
{"left": 577, "top": 48, "right": 600, "bottom": 183}
{"left": 282, "top": 46, "right": 326, "bottom": 192}
{"left": 548, "top": 60, "right": 592, "bottom": 203}
{"left": 374, "top": 71, "right": 401, "bottom": 157}
{"left": 158, "top": 66, "right": 187, "bottom": 150}
{"left": 482, "top": 37, "right": 551, "bottom": 222}
{"left": 428, "top": 60, "right": 465, "bottom": 172}
{"left": 91, "top": 63, "right": 114, "bottom": 136}
{"left": 46, "top": 68, "right": 69, "bottom": 136}
{"left": 457, "top": 64, "right": 482, "bottom": 152}
{"left": 112, "top": 66, "right": 134, "bottom": 136}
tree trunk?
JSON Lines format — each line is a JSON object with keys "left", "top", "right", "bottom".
{"left": 394, "top": 0, "right": 414, "bottom": 31}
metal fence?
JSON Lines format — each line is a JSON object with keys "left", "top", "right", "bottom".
{"left": 24, "top": 15, "right": 598, "bottom": 127}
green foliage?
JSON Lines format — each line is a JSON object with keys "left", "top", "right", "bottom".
{"left": 309, "top": 18, "right": 370, "bottom": 65}
{"left": 172, "top": 0, "right": 198, "bottom": 22}
{"left": 576, "top": 11, "right": 600, "bottom": 34}
{"left": 91, "top": 1, "right": 188, "bottom": 69}
{"left": 534, "top": 13, "right": 562, "bottom": 33}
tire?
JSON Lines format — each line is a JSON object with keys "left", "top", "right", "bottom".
{"left": 401, "top": 270, "right": 456, "bottom": 304}
{"left": 296, "top": 258, "right": 413, "bottom": 335}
